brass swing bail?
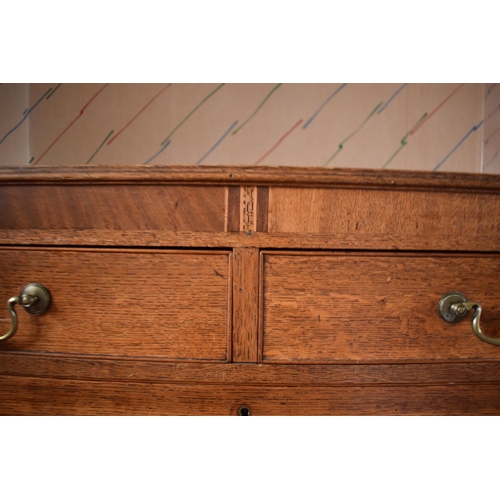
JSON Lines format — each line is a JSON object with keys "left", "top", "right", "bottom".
{"left": 1, "top": 283, "right": 51, "bottom": 342}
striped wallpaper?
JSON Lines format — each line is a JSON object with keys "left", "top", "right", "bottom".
{"left": 0, "top": 83, "right": 497, "bottom": 173}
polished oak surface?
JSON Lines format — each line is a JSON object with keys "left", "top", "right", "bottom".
{"left": 3, "top": 376, "right": 500, "bottom": 415}
{"left": 0, "top": 248, "right": 231, "bottom": 361}
{"left": 261, "top": 252, "right": 500, "bottom": 363}
{"left": 1, "top": 165, "right": 499, "bottom": 415}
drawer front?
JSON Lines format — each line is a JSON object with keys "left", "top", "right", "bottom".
{"left": 267, "top": 187, "right": 500, "bottom": 252}
{"left": 0, "top": 248, "right": 231, "bottom": 361}
{"left": 261, "top": 252, "right": 500, "bottom": 363}
{"left": 0, "top": 184, "right": 226, "bottom": 231}
{"left": 2, "top": 376, "right": 500, "bottom": 415}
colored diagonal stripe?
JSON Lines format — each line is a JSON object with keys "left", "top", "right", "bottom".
{"left": 381, "top": 113, "right": 428, "bottom": 169}
{"left": 484, "top": 150, "right": 500, "bottom": 169}
{"left": 145, "top": 140, "right": 171, "bottom": 164}
{"left": 254, "top": 119, "right": 303, "bottom": 166}
{"left": 34, "top": 84, "right": 109, "bottom": 165}
{"left": 160, "top": 84, "right": 225, "bottom": 145}
{"left": 233, "top": 84, "right": 283, "bottom": 135}
{"left": 302, "top": 83, "right": 347, "bottom": 129}
{"left": 484, "top": 125, "right": 500, "bottom": 145}
{"left": 486, "top": 103, "right": 500, "bottom": 121}
{"left": 377, "top": 84, "right": 407, "bottom": 114}
{"left": 0, "top": 86, "right": 52, "bottom": 146}
{"left": 29, "top": 156, "right": 34, "bottom": 164}
{"left": 433, "top": 120, "right": 484, "bottom": 171}
{"left": 86, "top": 130, "right": 114, "bottom": 164}
{"left": 197, "top": 120, "right": 238, "bottom": 164}
{"left": 46, "top": 84, "right": 62, "bottom": 100}
{"left": 324, "top": 102, "right": 383, "bottom": 166}
{"left": 108, "top": 84, "right": 172, "bottom": 146}
{"left": 410, "top": 84, "right": 465, "bottom": 136}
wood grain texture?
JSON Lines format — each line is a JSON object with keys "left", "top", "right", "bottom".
{"left": 232, "top": 248, "right": 259, "bottom": 362}
{"left": 256, "top": 186, "right": 269, "bottom": 232}
{"left": 262, "top": 252, "right": 500, "bottom": 363}
{"left": 0, "top": 248, "right": 231, "bottom": 360}
{"left": 227, "top": 186, "right": 240, "bottom": 232}
{"left": 1, "top": 165, "right": 500, "bottom": 193}
{"left": 0, "top": 185, "right": 225, "bottom": 231}
{"left": 1, "top": 164, "right": 500, "bottom": 416}
{"left": 2, "top": 229, "right": 500, "bottom": 252}
{"left": 268, "top": 188, "right": 500, "bottom": 248}
{"left": 240, "top": 186, "right": 256, "bottom": 232}
{"left": 2, "top": 375, "right": 500, "bottom": 415}
{"left": 2, "top": 354, "right": 500, "bottom": 386}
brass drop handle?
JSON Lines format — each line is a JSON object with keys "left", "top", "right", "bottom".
{"left": 438, "top": 292, "right": 500, "bottom": 346}
{"left": 1, "top": 283, "right": 51, "bottom": 342}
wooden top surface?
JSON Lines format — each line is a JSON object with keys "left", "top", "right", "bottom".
{"left": 1, "top": 164, "right": 500, "bottom": 191}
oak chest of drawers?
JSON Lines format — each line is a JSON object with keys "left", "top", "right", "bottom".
{"left": 1, "top": 165, "right": 500, "bottom": 415}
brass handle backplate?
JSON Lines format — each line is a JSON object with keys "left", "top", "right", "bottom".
{"left": 1, "top": 283, "right": 51, "bottom": 342}
{"left": 438, "top": 291, "right": 500, "bottom": 346}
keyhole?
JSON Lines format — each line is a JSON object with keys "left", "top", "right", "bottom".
{"left": 238, "top": 406, "right": 251, "bottom": 416}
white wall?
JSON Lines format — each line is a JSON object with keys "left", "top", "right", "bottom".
{"left": 0, "top": 83, "right": 496, "bottom": 173}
